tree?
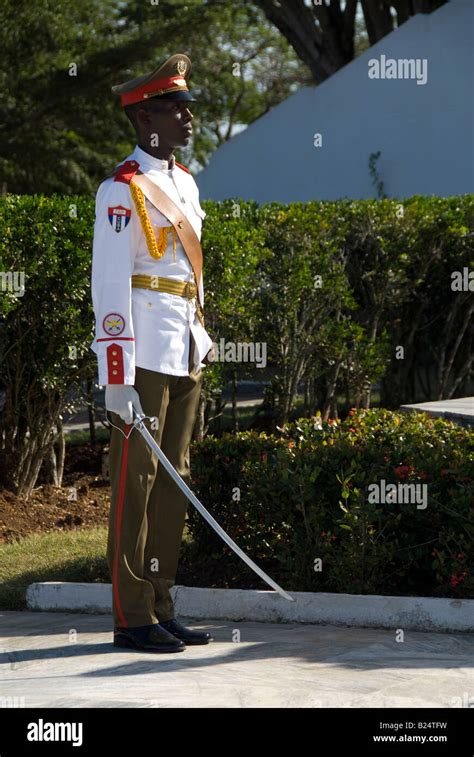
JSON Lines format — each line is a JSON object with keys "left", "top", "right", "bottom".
{"left": 0, "top": 0, "right": 307, "bottom": 194}
{"left": 253, "top": 0, "right": 448, "bottom": 84}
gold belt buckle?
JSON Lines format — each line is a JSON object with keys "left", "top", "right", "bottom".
{"left": 184, "top": 281, "right": 197, "bottom": 299}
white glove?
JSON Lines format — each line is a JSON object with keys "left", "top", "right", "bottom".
{"left": 105, "top": 385, "right": 144, "bottom": 425}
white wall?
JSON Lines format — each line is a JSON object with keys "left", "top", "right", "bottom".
{"left": 196, "top": 0, "right": 474, "bottom": 202}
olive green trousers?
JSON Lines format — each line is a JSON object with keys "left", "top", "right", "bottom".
{"left": 106, "top": 339, "right": 203, "bottom": 628}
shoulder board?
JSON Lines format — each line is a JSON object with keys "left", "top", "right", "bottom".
{"left": 176, "top": 162, "right": 191, "bottom": 175}
{"left": 113, "top": 160, "right": 140, "bottom": 184}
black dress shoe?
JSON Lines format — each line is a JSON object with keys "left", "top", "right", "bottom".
{"left": 158, "top": 618, "right": 213, "bottom": 645}
{"left": 114, "top": 622, "right": 185, "bottom": 653}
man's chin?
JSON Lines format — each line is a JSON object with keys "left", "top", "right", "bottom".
{"left": 178, "top": 132, "right": 192, "bottom": 146}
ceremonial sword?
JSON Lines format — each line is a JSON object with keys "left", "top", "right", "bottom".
{"left": 131, "top": 409, "right": 294, "bottom": 602}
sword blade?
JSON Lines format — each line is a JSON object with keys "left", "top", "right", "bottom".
{"left": 133, "top": 411, "right": 294, "bottom": 602}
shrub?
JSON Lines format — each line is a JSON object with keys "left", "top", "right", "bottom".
{"left": 186, "top": 409, "right": 474, "bottom": 598}
{"left": 1, "top": 194, "right": 472, "bottom": 492}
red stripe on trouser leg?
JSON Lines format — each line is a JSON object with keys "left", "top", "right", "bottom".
{"left": 113, "top": 422, "right": 132, "bottom": 627}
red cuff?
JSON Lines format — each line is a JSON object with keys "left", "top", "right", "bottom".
{"left": 107, "top": 343, "right": 125, "bottom": 383}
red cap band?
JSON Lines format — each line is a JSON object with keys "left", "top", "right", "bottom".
{"left": 121, "top": 75, "right": 188, "bottom": 106}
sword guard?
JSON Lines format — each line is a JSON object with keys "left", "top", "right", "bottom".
{"left": 132, "top": 408, "right": 158, "bottom": 431}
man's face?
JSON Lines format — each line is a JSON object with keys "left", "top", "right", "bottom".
{"left": 138, "top": 99, "right": 194, "bottom": 149}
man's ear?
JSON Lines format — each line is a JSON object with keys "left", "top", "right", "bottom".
{"left": 136, "top": 107, "right": 152, "bottom": 128}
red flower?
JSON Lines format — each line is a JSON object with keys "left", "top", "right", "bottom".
{"left": 331, "top": 535, "right": 337, "bottom": 541}
{"left": 450, "top": 572, "right": 466, "bottom": 588}
{"left": 441, "top": 469, "right": 450, "bottom": 477}
{"left": 349, "top": 427, "right": 357, "bottom": 434}
{"left": 348, "top": 408, "right": 356, "bottom": 417}
{"left": 394, "top": 465, "right": 409, "bottom": 480}
{"left": 287, "top": 440, "right": 295, "bottom": 448}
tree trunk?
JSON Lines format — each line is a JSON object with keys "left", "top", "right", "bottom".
{"left": 87, "top": 379, "right": 96, "bottom": 446}
{"left": 194, "top": 394, "right": 206, "bottom": 442}
{"left": 255, "top": 0, "right": 445, "bottom": 84}
{"left": 56, "top": 418, "right": 65, "bottom": 487}
{"left": 322, "top": 359, "right": 342, "bottom": 420}
{"left": 231, "top": 369, "right": 238, "bottom": 433}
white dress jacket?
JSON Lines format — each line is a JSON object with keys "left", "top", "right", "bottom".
{"left": 90, "top": 145, "right": 213, "bottom": 385}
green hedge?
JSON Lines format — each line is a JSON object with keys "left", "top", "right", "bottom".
{"left": 201, "top": 195, "right": 474, "bottom": 419}
{"left": 0, "top": 194, "right": 472, "bottom": 493}
{"left": 1, "top": 194, "right": 471, "bottom": 419}
{"left": 185, "top": 409, "right": 474, "bottom": 598}
{"left": 0, "top": 195, "right": 96, "bottom": 494}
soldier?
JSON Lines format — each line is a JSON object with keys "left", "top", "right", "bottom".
{"left": 90, "top": 54, "right": 214, "bottom": 653}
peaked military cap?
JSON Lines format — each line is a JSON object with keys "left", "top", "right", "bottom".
{"left": 112, "top": 53, "right": 195, "bottom": 106}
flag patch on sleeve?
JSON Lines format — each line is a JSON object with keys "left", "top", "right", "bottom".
{"left": 108, "top": 205, "right": 131, "bottom": 233}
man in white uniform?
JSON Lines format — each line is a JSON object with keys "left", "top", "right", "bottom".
{"left": 90, "top": 54, "right": 214, "bottom": 653}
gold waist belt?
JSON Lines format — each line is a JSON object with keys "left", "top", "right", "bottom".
{"left": 132, "top": 274, "right": 197, "bottom": 299}
{"left": 131, "top": 274, "right": 205, "bottom": 326}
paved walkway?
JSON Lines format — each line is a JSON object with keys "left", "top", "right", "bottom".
{"left": 0, "top": 611, "right": 473, "bottom": 708}
{"left": 400, "top": 397, "right": 474, "bottom": 427}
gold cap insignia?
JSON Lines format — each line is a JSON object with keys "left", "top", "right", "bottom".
{"left": 177, "top": 59, "right": 187, "bottom": 76}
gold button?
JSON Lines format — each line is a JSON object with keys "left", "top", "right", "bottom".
{"left": 112, "top": 360, "right": 118, "bottom": 366}
{"left": 112, "top": 351, "right": 117, "bottom": 356}
{"left": 112, "top": 370, "right": 117, "bottom": 375}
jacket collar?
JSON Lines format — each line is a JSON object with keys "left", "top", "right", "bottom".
{"left": 132, "top": 144, "right": 175, "bottom": 172}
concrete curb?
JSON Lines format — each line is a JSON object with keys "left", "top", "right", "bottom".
{"left": 25, "top": 582, "right": 474, "bottom": 633}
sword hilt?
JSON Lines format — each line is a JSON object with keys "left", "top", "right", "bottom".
{"left": 132, "top": 407, "right": 158, "bottom": 430}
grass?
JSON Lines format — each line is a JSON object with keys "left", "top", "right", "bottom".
{"left": 65, "top": 427, "right": 110, "bottom": 446}
{"left": 0, "top": 527, "right": 109, "bottom": 611}
{"left": 0, "top": 524, "right": 195, "bottom": 611}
